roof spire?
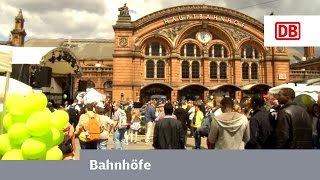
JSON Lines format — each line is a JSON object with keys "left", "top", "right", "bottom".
{"left": 15, "top": 9, "right": 23, "bottom": 20}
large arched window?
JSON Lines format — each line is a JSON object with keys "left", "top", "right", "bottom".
{"left": 210, "top": 61, "right": 218, "bottom": 79}
{"left": 242, "top": 62, "right": 249, "bottom": 79}
{"left": 157, "top": 60, "right": 165, "bottom": 78}
{"left": 251, "top": 63, "right": 258, "bottom": 79}
{"left": 145, "top": 42, "right": 167, "bottom": 56}
{"left": 220, "top": 62, "right": 227, "bottom": 79}
{"left": 181, "top": 61, "right": 189, "bottom": 78}
{"left": 192, "top": 61, "right": 200, "bottom": 78}
{"left": 146, "top": 60, "right": 154, "bottom": 78}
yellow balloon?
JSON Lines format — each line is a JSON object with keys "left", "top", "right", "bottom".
{"left": 10, "top": 111, "right": 30, "bottom": 124}
{"left": 1, "top": 149, "right": 24, "bottom": 160}
{"left": 51, "top": 110, "right": 69, "bottom": 130}
{"left": 0, "top": 134, "right": 12, "bottom": 155}
{"left": 25, "top": 92, "right": 48, "bottom": 112}
{"left": 3, "top": 113, "right": 13, "bottom": 132}
{"left": 8, "top": 123, "right": 30, "bottom": 146}
{"left": 45, "top": 146, "right": 63, "bottom": 160}
{"left": 51, "top": 127, "right": 64, "bottom": 147}
{"left": 21, "top": 138, "right": 47, "bottom": 160}
{"left": 26, "top": 111, "right": 52, "bottom": 136}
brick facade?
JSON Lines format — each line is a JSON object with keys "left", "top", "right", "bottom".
{"left": 112, "top": 5, "right": 290, "bottom": 102}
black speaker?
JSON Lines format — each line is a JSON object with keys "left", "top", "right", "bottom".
{"left": 31, "top": 66, "right": 52, "bottom": 88}
{"left": 78, "top": 80, "right": 88, "bottom": 92}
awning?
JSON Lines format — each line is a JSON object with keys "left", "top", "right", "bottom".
{"left": 210, "top": 84, "right": 241, "bottom": 91}
{"left": 178, "top": 84, "right": 209, "bottom": 90}
{"left": 241, "top": 83, "right": 272, "bottom": 91}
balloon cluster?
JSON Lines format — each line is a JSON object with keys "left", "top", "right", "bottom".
{"left": 0, "top": 92, "right": 69, "bottom": 160}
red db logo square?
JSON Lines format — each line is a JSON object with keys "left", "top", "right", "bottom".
{"left": 275, "top": 22, "right": 301, "bottom": 40}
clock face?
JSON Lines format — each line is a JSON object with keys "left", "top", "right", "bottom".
{"left": 197, "top": 31, "right": 212, "bottom": 43}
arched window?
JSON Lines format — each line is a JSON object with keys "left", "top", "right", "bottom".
{"left": 181, "top": 61, "right": 189, "bottom": 78}
{"left": 157, "top": 60, "right": 165, "bottom": 78}
{"left": 103, "top": 80, "right": 112, "bottom": 88}
{"left": 241, "top": 45, "right": 259, "bottom": 59}
{"left": 209, "top": 44, "right": 229, "bottom": 58}
{"left": 210, "top": 61, "right": 218, "bottom": 79}
{"left": 242, "top": 62, "right": 249, "bottom": 79}
{"left": 146, "top": 60, "right": 154, "bottom": 78}
{"left": 192, "top": 61, "right": 200, "bottom": 78}
{"left": 145, "top": 42, "right": 167, "bottom": 56}
{"left": 180, "top": 43, "right": 201, "bottom": 57}
{"left": 87, "top": 80, "right": 95, "bottom": 88}
{"left": 220, "top": 62, "right": 227, "bottom": 79}
{"left": 251, "top": 63, "right": 258, "bottom": 79}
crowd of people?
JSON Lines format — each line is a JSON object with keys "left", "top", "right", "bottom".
{"left": 151, "top": 87, "right": 319, "bottom": 149}
{"left": 48, "top": 87, "right": 320, "bottom": 159}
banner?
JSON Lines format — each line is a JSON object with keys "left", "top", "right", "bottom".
{"left": 1, "top": 150, "right": 320, "bottom": 180}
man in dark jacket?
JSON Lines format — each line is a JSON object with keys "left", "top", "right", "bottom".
{"left": 153, "top": 103, "right": 185, "bottom": 149}
{"left": 274, "top": 88, "right": 312, "bottom": 149}
{"left": 174, "top": 102, "right": 189, "bottom": 144}
{"left": 245, "top": 95, "right": 273, "bottom": 149}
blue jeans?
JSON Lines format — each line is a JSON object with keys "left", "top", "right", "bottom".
{"left": 194, "top": 127, "right": 209, "bottom": 148}
{"left": 97, "top": 139, "right": 108, "bottom": 150}
{"left": 114, "top": 128, "right": 126, "bottom": 150}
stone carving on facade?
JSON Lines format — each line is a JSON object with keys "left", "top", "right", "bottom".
{"left": 276, "top": 47, "right": 285, "bottom": 53}
{"left": 155, "top": 22, "right": 190, "bottom": 42}
{"left": 265, "top": 47, "right": 272, "bottom": 55}
{"left": 118, "top": 3, "right": 129, "bottom": 16}
{"left": 218, "top": 23, "right": 250, "bottom": 44}
{"left": 119, "top": 37, "right": 129, "bottom": 47}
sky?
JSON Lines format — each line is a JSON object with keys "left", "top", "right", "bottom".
{"left": 0, "top": 0, "right": 319, "bottom": 54}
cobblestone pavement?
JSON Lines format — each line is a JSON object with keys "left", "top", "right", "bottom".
{"left": 74, "top": 135, "right": 208, "bottom": 160}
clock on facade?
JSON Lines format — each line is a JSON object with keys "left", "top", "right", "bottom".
{"left": 196, "top": 31, "right": 212, "bottom": 44}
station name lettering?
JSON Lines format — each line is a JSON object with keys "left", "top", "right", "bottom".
{"left": 90, "top": 159, "right": 151, "bottom": 171}
{"left": 163, "top": 14, "right": 245, "bottom": 28}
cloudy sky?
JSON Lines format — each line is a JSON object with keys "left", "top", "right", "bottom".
{"left": 0, "top": 0, "right": 319, "bottom": 44}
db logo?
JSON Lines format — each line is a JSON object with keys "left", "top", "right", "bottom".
{"left": 275, "top": 22, "right": 300, "bottom": 40}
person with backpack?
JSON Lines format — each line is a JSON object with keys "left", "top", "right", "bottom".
{"left": 66, "top": 99, "right": 81, "bottom": 128}
{"left": 75, "top": 103, "right": 101, "bottom": 149}
{"left": 112, "top": 101, "right": 127, "bottom": 150}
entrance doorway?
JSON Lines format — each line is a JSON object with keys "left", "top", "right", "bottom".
{"left": 178, "top": 85, "right": 208, "bottom": 101}
{"left": 140, "top": 83, "right": 172, "bottom": 103}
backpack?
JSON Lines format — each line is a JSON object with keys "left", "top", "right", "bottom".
{"left": 84, "top": 114, "right": 101, "bottom": 142}
{"left": 68, "top": 105, "right": 79, "bottom": 124}
{"left": 117, "top": 110, "right": 128, "bottom": 129}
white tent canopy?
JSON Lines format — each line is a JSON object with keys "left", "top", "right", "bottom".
{"left": 269, "top": 83, "right": 320, "bottom": 101}
{"left": 0, "top": 45, "right": 56, "bottom": 65}
{"left": 83, "top": 88, "right": 106, "bottom": 104}
{"left": 0, "top": 46, "right": 12, "bottom": 72}
{"left": 0, "top": 76, "right": 32, "bottom": 96}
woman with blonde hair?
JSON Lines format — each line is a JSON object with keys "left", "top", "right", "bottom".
{"left": 129, "top": 111, "right": 141, "bottom": 143}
